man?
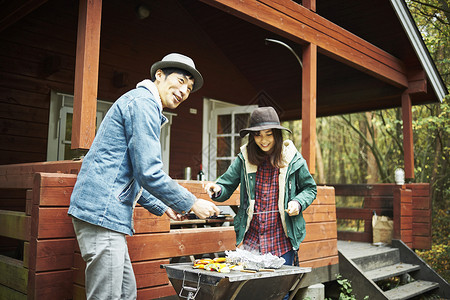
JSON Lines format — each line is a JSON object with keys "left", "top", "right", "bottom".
{"left": 68, "top": 53, "right": 220, "bottom": 299}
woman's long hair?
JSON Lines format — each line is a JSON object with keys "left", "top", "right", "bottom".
{"left": 246, "top": 129, "right": 284, "bottom": 168}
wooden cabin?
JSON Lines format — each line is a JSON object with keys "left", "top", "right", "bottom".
{"left": 0, "top": 0, "right": 447, "bottom": 299}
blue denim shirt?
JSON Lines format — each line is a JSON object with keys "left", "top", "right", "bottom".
{"left": 68, "top": 80, "right": 196, "bottom": 235}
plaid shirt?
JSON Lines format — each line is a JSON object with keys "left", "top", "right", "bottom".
{"left": 243, "top": 159, "right": 292, "bottom": 257}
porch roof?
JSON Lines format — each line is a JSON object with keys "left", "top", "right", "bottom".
{"left": 0, "top": 0, "right": 446, "bottom": 121}
{"left": 179, "top": 0, "right": 447, "bottom": 120}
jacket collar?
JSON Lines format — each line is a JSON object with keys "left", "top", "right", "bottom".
{"left": 136, "top": 79, "right": 168, "bottom": 126}
{"left": 240, "top": 139, "right": 298, "bottom": 174}
{"left": 136, "top": 79, "right": 163, "bottom": 111}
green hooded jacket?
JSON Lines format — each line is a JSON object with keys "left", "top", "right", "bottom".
{"left": 212, "top": 140, "right": 317, "bottom": 250}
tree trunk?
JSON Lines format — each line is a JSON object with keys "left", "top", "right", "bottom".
{"left": 366, "top": 112, "right": 378, "bottom": 183}
{"left": 315, "top": 137, "right": 325, "bottom": 183}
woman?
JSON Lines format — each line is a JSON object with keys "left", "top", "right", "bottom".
{"left": 205, "top": 106, "right": 317, "bottom": 276}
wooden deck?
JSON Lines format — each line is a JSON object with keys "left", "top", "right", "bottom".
{"left": 338, "top": 240, "right": 397, "bottom": 261}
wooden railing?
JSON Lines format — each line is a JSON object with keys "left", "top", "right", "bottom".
{"left": 0, "top": 161, "right": 82, "bottom": 300}
{"left": 333, "top": 183, "right": 431, "bottom": 250}
{"left": 0, "top": 161, "right": 339, "bottom": 299}
{"left": 2, "top": 162, "right": 433, "bottom": 299}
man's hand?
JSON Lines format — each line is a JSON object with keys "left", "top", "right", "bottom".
{"left": 286, "top": 201, "right": 301, "bottom": 216}
{"left": 204, "top": 182, "right": 221, "bottom": 198}
{"left": 165, "top": 207, "right": 183, "bottom": 221}
{"left": 191, "top": 198, "right": 221, "bottom": 219}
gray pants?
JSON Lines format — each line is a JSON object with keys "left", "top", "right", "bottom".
{"left": 72, "top": 217, "right": 137, "bottom": 300}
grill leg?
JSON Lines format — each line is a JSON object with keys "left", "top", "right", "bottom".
{"left": 288, "top": 274, "right": 305, "bottom": 300}
{"left": 179, "top": 271, "right": 201, "bottom": 299}
{"left": 229, "top": 280, "right": 249, "bottom": 300}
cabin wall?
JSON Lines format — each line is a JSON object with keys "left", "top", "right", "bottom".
{"left": 0, "top": 0, "right": 256, "bottom": 177}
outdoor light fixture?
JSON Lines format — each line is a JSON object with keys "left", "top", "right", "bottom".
{"left": 264, "top": 38, "right": 303, "bottom": 69}
{"left": 136, "top": 4, "right": 150, "bottom": 20}
{"left": 395, "top": 168, "right": 405, "bottom": 185}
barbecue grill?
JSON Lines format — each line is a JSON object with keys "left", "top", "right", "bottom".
{"left": 162, "top": 263, "right": 311, "bottom": 300}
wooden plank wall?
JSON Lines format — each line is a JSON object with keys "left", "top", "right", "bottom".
{"left": 0, "top": 161, "right": 82, "bottom": 189}
{"left": 27, "top": 173, "right": 76, "bottom": 299}
{"left": 407, "top": 183, "right": 432, "bottom": 249}
{"left": 0, "top": 0, "right": 256, "bottom": 178}
{"left": 393, "top": 186, "right": 413, "bottom": 248}
{"left": 299, "top": 186, "right": 338, "bottom": 269}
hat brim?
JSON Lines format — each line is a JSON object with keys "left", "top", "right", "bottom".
{"left": 239, "top": 125, "right": 292, "bottom": 138}
{"left": 151, "top": 61, "right": 203, "bottom": 92}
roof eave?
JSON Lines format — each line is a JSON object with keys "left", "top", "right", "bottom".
{"left": 390, "top": 0, "right": 448, "bottom": 102}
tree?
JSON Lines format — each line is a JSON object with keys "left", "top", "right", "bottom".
{"left": 407, "top": 0, "right": 450, "bottom": 209}
{"left": 407, "top": 0, "right": 450, "bottom": 84}
{"left": 284, "top": 0, "right": 449, "bottom": 208}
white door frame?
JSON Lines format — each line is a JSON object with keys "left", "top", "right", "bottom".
{"left": 202, "top": 98, "right": 257, "bottom": 181}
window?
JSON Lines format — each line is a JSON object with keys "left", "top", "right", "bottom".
{"left": 202, "top": 99, "right": 257, "bottom": 180}
{"left": 47, "top": 92, "right": 112, "bottom": 161}
{"left": 160, "top": 112, "right": 176, "bottom": 174}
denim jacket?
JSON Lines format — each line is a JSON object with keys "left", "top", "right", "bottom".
{"left": 212, "top": 140, "right": 317, "bottom": 249}
{"left": 68, "top": 80, "right": 196, "bottom": 236}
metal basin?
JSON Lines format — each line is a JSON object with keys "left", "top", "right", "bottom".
{"left": 162, "top": 263, "right": 311, "bottom": 300}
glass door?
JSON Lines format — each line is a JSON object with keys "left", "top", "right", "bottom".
{"left": 210, "top": 105, "right": 257, "bottom": 179}
{"left": 58, "top": 106, "right": 103, "bottom": 160}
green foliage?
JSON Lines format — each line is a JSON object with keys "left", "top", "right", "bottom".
{"left": 415, "top": 209, "right": 450, "bottom": 282}
{"left": 406, "top": 0, "right": 450, "bottom": 88}
{"left": 430, "top": 208, "right": 450, "bottom": 245}
{"left": 336, "top": 219, "right": 365, "bottom": 233}
{"left": 407, "top": 0, "right": 449, "bottom": 210}
{"left": 285, "top": 0, "right": 450, "bottom": 204}
{"left": 416, "top": 243, "right": 450, "bottom": 282}
{"left": 283, "top": 97, "right": 449, "bottom": 210}
{"left": 284, "top": 0, "right": 449, "bottom": 283}
{"left": 376, "top": 276, "right": 401, "bottom": 291}
{"left": 412, "top": 97, "right": 450, "bottom": 209}
{"left": 325, "top": 274, "right": 369, "bottom": 300}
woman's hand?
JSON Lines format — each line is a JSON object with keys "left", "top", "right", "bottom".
{"left": 204, "top": 182, "right": 222, "bottom": 198}
{"left": 286, "top": 201, "right": 301, "bottom": 216}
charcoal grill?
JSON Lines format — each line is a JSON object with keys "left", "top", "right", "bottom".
{"left": 162, "top": 263, "right": 311, "bottom": 300}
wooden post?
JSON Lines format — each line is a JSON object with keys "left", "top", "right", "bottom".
{"left": 393, "top": 186, "right": 413, "bottom": 247}
{"left": 302, "top": 43, "right": 317, "bottom": 174}
{"left": 407, "top": 183, "right": 432, "bottom": 250}
{"left": 302, "top": 0, "right": 316, "bottom": 11}
{"left": 401, "top": 91, "right": 414, "bottom": 179}
{"left": 72, "top": 0, "right": 102, "bottom": 149}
